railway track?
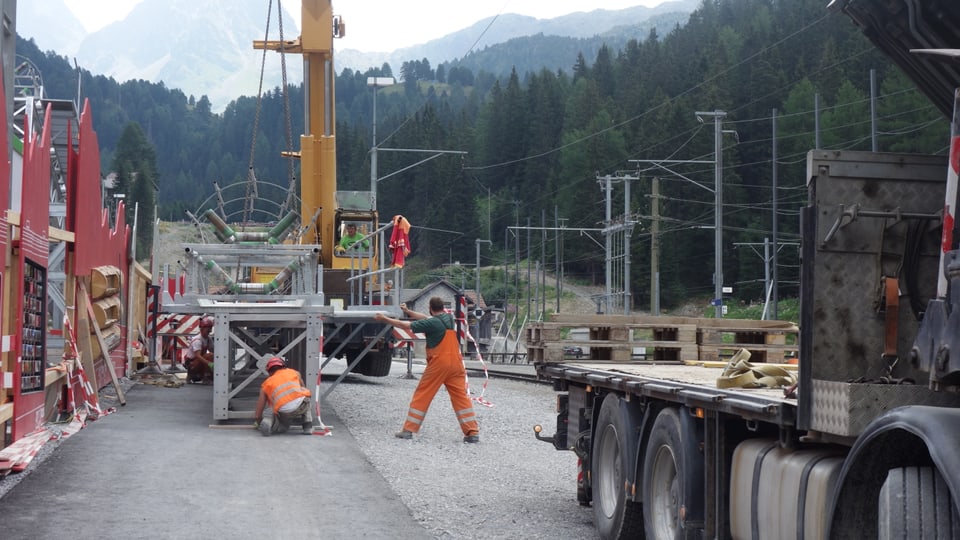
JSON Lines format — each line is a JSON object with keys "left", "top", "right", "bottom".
{"left": 466, "top": 363, "right": 546, "bottom": 384}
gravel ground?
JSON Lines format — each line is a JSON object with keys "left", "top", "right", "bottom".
{"left": 325, "top": 358, "right": 598, "bottom": 539}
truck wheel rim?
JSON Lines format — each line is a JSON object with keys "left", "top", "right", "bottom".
{"left": 650, "top": 444, "right": 679, "bottom": 537}
{"left": 597, "top": 424, "right": 622, "bottom": 518}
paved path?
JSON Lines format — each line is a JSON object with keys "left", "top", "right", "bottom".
{"left": 0, "top": 383, "right": 430, "bottom": 539}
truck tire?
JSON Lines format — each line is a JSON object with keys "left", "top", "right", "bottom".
{"left": 358, "top": 348, "right": 393, "bottom": 377}
{"left": 879, "top": 466, "right": 960, "bottom": 539}
{"left": 592, "top": 393, "right": 644, "bottom": 539}
{"left": 642, "top": 407, "right": 684, "bottom": 540}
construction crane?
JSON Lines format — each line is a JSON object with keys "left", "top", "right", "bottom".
{"left": 157, "top": 0, "right": 401, "bottom": 422}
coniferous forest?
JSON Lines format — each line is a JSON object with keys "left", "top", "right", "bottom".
{"left": 17, "top": 0, "right": 948, "bottom": 310}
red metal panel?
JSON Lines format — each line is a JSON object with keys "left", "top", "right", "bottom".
{"left": 11, "top": 105, "right": 52, "bottom": 440}
{"left": 0, "top": 72, "right": 10, "bottom": 272}
{"left": 68, "top": 99, "right": 129, "bottom": 278}
{"left": 67, "top": 100, "right": 130, "bottom": 384}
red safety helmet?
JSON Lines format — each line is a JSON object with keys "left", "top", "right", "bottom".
{"left": 266, "top": 357, "right": 285, "bottom": 371}
{"left": 199, "top": 317, "right": 214, "bottom": 328}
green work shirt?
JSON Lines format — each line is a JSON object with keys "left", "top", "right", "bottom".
{"left": 339, "top": 232, "right": 369, "bottom": 250}
{"left": 410, "top": 313, "right": 455, "bottom": 348}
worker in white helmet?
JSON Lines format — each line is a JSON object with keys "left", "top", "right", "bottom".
{"left": 184, "top": 317, "right": 215, "bottom": 384}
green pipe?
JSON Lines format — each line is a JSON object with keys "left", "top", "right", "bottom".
{"left": 268, "top": 212, "right": 299, "bottom": 244}
{"left": 204, "top": 209, "right": 236, "bottom": 243}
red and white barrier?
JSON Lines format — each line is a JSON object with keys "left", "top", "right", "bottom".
{"left": 391, "top": 327, "right": 423, "bottom": 349}
{"left": 455, "top": 297, "right": 494, "bottom": 408}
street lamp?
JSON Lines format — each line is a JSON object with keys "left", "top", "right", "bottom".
{"left": 367, "top": 76, "right": 395, "bottom": 210}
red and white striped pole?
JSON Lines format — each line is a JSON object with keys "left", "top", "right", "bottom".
{"left": 938, "top": 88, "right": 960, "bottom": 298}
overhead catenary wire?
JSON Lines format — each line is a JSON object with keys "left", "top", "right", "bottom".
{"left": 364, "top": 3, "right": 947, "bottom": 305}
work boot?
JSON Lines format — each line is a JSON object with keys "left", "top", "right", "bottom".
{"left": 302, "top": 421, "right": 313, "bottom": 435}
{"left": 463, "top": 434, "right": 480, "bottom": 444}
{"left": 395, "top": 430, "right": 413, "bottom": 439}
{"left": 259, "top": 418, "right": 272, "bottom": 437}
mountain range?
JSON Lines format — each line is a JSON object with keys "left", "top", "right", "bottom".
{"left": 18, "top": 0, "right": 697, "bottom": 111}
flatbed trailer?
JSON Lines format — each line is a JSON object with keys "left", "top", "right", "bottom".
{"left": 532, "top": 146, "right": 960, "bottom": 537}
{"left": 535, "top": 326, "right": 960, "bottom": 539}
{"left": 534, "top": 343, "right": 814, "bottom": 539}
{"left": 537, "top": 362, "right": 793, "bottom": 425}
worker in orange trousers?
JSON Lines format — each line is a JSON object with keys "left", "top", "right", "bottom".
{"left": 375, "top": 297, "right": 480, "bottom": 443}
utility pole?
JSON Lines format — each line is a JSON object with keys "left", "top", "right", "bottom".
{"left": 508, "top": 223, "right": 605, "bottom": 316}
{"left": 624, "top": 175, "right": 633, "bottom": 314}
{"left": 541, "top": 209, "right": 547, "bottom": 318}
{"left": 598, "top": 172, "right": 638, "bottom": 314}
{"left": 513, "top": 201, "right": 520, "bottom": 305}
{"left": 733, "top": 239, "right": 798, "bottom": 319}
{"left": 555, "top": 207, "right": 561, "bottom": 313}
{"left": 632, "top": 110, "right": 734, "bottom": 318}
{"left": 526, "top": 217, "right": 531, "bottom": 320}
{"left": 367, "top": 77, "right": 395, "bottom": 210}
{"left": 475, "top": 238, "right": 491, "bottom": 306}
{"left": 651, "top": 177, "right": 660, "bottom": 315}
{"left": 696, "top": 110, "right": 728, "bottom": 318}
{"left": 771, "top": 109, "right": 779, "bottom": 320}
{"left": 815, "top": 94, "right": 821, "bottom": 149}
{"left": 603, "top": 175, "right": 614, "bottom": 314}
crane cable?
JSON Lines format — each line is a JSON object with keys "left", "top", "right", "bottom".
{"left": 246, "top": 1, "right": 298, "bottom": 224}
{"left": 231, "top": 0, "right": 276, "bottom": 290}
{"left": 276, "top": 0, "right": 297, "bottom": 218}
{"left": 244, "top": 0, "right": 275, "bottom": 227}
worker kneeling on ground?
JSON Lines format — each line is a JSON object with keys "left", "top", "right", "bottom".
{"left": 185, "top": 317, "right": 215, "bottom": 383}
{"left": 254, "top": 357, "right": 314, "bottom": 436}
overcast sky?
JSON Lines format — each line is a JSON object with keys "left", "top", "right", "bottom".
{"left": 63, "top": 0, "right": 666, "bottom": 52}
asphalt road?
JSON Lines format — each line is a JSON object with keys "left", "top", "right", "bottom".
{"left": 0, "top": 382, "right": 431, "bottom": 539}
{"left": 0, "top": 357, "right": 599, "bottom": 539}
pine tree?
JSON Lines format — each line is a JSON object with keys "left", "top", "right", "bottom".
{"left": 112, "top": 122, "right": 160, "bottom": 262}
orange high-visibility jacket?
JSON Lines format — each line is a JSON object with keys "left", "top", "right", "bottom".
{"left": 262, "top": 369, "right": 310, "bottom": 413}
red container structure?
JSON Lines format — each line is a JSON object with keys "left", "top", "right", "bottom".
{"left": 0, "top": 76, "right": 10, "bottom": 432}
{"left": 10, "top": 103, "right": 52, "bottom": 440}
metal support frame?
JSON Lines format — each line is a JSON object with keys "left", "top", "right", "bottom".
{"left": 164, "top": 243, "right": 332, "bottom": 420}
{"left": 211, "top": 310, "right": 324, "bottom": 420}
{"left": 319, "top": 316, "right": 393, "bottom": 401}
{"left": 162, "top": 235, "right": 408, "bottom": 419}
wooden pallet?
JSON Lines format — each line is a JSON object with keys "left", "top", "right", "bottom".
{"left": 527, "top": 315, "right": 798, "bottom": 365}
{"left": 697, "top": 344, "right": 798, "bottom": 364}
{"left": 527, "top": 318, "right": 701, "bottom": 363}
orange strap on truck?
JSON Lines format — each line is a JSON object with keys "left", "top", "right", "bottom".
{"left": 883, "top": 277, "right": 900, "bottom": 359}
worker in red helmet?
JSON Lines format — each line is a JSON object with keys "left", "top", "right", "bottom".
{"left": 184, "top": 316, "right": 215, "bottom": 384}
{"left": 253, "top": 357, "right": 314, "bottom": 436}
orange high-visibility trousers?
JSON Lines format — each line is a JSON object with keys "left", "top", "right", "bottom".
{"left": 402, "top": 329, "right": 479, "bottom": 436}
